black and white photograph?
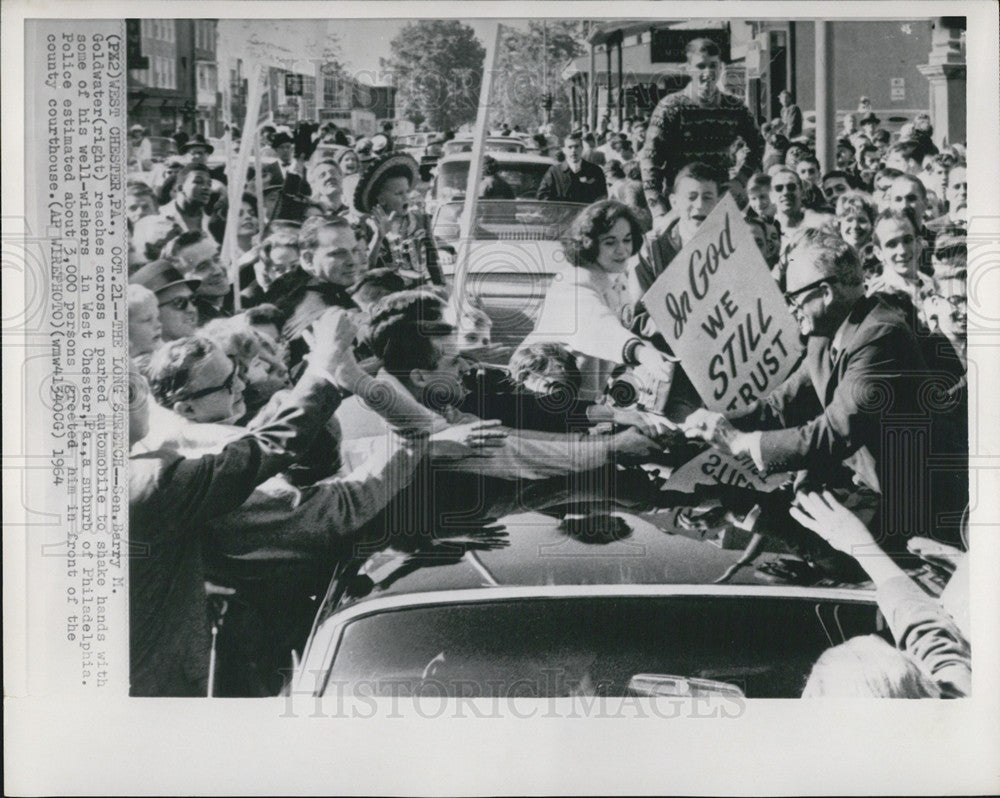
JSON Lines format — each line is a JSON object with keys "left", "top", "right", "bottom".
{"left": 4, "top": 2, "right": 1000, "bottom": 794}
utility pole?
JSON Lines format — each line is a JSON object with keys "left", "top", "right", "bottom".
{"left": 542, "top": 21, "right": 549, "bottom": 126}
{"left": 815, "top": 21, "right": 835, "bottom": 173}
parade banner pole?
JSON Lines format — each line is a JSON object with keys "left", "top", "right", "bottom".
{"left": 222, "top": 61, "right": 265, "bottom": 312}
{"left": 452, "top": 21, "right": 502, "bottom": 309}
{"left": 254, "top": 131, "right": 266, "bottom": 235}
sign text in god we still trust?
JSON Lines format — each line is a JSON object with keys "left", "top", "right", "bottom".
{"left": 643, "top": 194, "right": 803, "bottom": 414}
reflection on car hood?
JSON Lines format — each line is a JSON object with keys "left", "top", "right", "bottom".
{"left": 332, "top": 508, "right": 875, "bottom": 615}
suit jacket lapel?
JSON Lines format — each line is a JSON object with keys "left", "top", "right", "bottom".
{"left": 816, "top": 304, "right": 868, "bottom": 403}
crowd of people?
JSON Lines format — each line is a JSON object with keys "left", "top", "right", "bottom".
{"left": 127, "top": 36, "right": 970, "bottom": 698}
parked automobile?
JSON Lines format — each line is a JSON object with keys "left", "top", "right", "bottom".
{"left": 291, "top": 506, "right": 884, "bottom": 699}
{"left": 443, "top": 136, "right": 528, "bottom": 156}
{"left": 430, "top": 152, "right": 555, "bottom": 208}
{"left": 431, "top": 199, "right": 581, "bottom": 352}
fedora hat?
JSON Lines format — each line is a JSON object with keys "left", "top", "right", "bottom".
{"left": 180, "top": 133, "right": 215, "bottom": 155}
{"left": 353, "top": 152, "right": 419, "bottom": 213}
{"left": 129, "top": 259, "right": 201, "bottom": 294}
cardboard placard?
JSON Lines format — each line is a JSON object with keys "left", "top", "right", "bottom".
{"left": 641, "top": 194, "right": 803, "bottom": 413}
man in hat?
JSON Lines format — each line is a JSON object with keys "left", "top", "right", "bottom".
{"left": 858, "top": 112, "right": 881, "bottom": 145}
{"left": 355, "top": 152, "right": 443, "bottom": 284}
{"left": 262, "top": 130, "right": 312, "bottom": 209}
{"left": 128, "top": 124, "right": 153, "bottom": 173}
{"left": 536, "top": 132, "right": 608, "bottom": 204}
{"left": 130, "top": 259, "right": 202, "bottom": 342}
{"left": 181, "top": 133, "right": 215, "bottom": 167}
{"left": 639, "top": 37, "right": 763, "bottom": 218}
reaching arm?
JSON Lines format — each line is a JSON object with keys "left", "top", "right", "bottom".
{"left": 790, "top": 490, "right": 971, "bottom": 696}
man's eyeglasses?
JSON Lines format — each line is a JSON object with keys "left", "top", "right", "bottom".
{"left": 179, "top": 357, "right": 240, "bottom": 402}
{"left": 772, "top": 183, "right": 799, "bottom": 193}
{"left": 158, "top": 295, "right": 196, "bottom": 312}
{"left": 784, "top": 277, "right": 840, "bottom": 311}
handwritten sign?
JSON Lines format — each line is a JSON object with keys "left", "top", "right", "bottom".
{"left": 641, "top": 194, "right": 802, "bottom": 412}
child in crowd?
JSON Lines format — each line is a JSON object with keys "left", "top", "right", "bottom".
{"left": 128, "top": 284, "right": 163, "bottom": 374}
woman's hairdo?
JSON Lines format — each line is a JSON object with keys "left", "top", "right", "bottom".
{"left": 835, "top": 190, "right": 876, "bottom": 224}
{"left": 562, "top": 200, "right": 644, "bottom": 267}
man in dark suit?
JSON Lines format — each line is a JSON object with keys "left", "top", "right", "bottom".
{"left": 261, "top": 130, "right": 312, "bottom": 206}
{"left": 536, "top": 132, "right": 608, "bottom": 204}
{"left": 683, "top": 229, "right": 966, "bottom": 562}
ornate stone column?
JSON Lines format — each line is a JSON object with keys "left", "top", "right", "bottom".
{"left": 917, "top": 17, "right": 966, "bottom": 148}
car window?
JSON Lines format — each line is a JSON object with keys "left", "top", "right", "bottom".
{"left": 437, "top": 161, "right": 552, "bottom": 201}
{"left": 432, "top": 200, "right": 583, "bottom": 242}
{"left": 322, "top": 596, "right": 880, "bottom": 698}
{"left": 486, "top": 139, "right": 526, "bottom": 153}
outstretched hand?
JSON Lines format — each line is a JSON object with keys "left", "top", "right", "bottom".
{"left": 789, "top": 490, "right": 876, "bottom": 555}
{"left": 430, "top": 419, "right": 508, "bottom": 460}
{"left": 682, "top": 408, "right": 742, "bottom": 456}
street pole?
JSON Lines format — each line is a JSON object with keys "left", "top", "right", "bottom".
{"left": 452, "top": 21, "right": 502, "bottom": 311}
{"left": 589, "top": 40, "right": 597, "bottom": 131}
{"left": 542, "top": 21, "right": 549, "bottom": 126}
{"left": 222, "top": 61, "right": 265, "bottom": 311}
{"left": 815, "top": 21, "right": 835, "bottom": 173}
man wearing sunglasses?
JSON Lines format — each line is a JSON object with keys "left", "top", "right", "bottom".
{"left": 150, "top": 338, "right": 248, "bottom": 425}
{"left": 769, "top": 168, "right": 833, "bottom": 289}
{"left": 683, "top": 229, "right": 966, "bottom": 569}
{"left": 130, "top": 259, "right": 201, "bottom": 342}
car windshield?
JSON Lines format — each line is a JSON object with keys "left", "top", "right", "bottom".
{"left": 444, "top": 139, "right": 526, "bottom": 155}
{"left": 437, "top": 159, "right": 552, "bottom": 201}
{"left": 323, "top": 595, "right": 879, "bottom": 698}
{"left": 432, "top": 200, "right": 583, "bottom": 243}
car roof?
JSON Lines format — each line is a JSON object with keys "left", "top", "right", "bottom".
{"left": 437, "top": 151, "right": 555, "bottom": 166}
{"left": 327, "top": 509, "right": 876, "bottom": 618}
